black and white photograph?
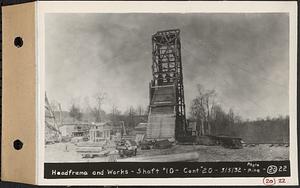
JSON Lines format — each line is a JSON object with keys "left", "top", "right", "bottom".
{"left": 44, "top": 12, "right": 291, "bottom": 164}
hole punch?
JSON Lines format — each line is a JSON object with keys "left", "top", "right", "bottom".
{"left": 14, "top": 37, "right": 23, "bottom": 48}
{"left": 13, "top": 139, "right": 23, "bottom": 150}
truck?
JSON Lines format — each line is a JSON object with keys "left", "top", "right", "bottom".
{"left": 116, "top": 139, "right": 138, "bottom": 157}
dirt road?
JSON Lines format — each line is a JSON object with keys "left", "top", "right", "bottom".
{"left": 45, "top": 143, "right": 288, "bottom": 162}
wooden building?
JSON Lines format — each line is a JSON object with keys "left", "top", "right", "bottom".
{"left": 89, "top": 122, "right": 112, "bottom": 142}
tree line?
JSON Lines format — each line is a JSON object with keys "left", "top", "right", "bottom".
{"left": 50, "top": 91, "right": 148, "bottom": 128}
{"left": 49, "top": 83, "right": 289, "bottom": 138}
{"left": 189, "top": 84, "right": 289, "bottom": 137}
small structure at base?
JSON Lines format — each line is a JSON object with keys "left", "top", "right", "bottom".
{"left": 89, "top": 122, "right": 112, "bottom": 142}
{"left": 59, "top": 125, "right": 75, "bottom": 137}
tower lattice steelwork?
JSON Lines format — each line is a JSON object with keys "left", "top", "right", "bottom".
{"left": 148, "top": 29, "right": 186, "bottom": 139}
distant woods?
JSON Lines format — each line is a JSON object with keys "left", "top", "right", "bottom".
{"left": 189, "top": 84, "right": 241, "bottom": 135}
{"left": 49, "top": 90, "right": 148, "bottom": 128}
{"left": 69, "top": 104, "right": 82, "bottom": 122}
{"left": 92, "top": 92, "right": 107, "bottom": 122}
{"left": 190, "top": 85, "right": 216, "bottom": 135}
{"left": 48, "top": 83, "right": 289, "bottom": 143}
{"left": 189, "top": 84, "right": 289, "bottom": 143}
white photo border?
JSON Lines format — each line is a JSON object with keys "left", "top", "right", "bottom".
{"left": 36, "top": 1, "right": 298, "bottom": 186}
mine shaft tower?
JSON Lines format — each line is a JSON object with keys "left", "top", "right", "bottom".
{"left": 147, "top": 29, "right": 187, "bottom": 139}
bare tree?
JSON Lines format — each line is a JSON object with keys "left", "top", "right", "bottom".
{"left": 136, "top": 105, "right": 145, "bottom": 116}
{"left": 111, "top": 104, "right": 121, "bottom": 122}
{"left": 190, "top": 84, "right": 216, "bottom": 135}
{"left": 93, "top": 91, "right": 107, "bottom": 122}
{"left": 228, "top": 108, "right": 235, "bottom": 125}
{"left": 83, "top": 96, "right": 92, "bottom": 113}
{"left": 234, "top": 115, "right": 242, "bottom": 124}
{"left": 50, "top": 100, "right": 59, "bottom": 112}
{"left": 125, "top": 106, "right": 136, "bottom": 128}
{"left": 210, "top": 104, "right": 230, "bottom": 135}
{"left": 69, "top": 104, "right": 82, "bottom": 122}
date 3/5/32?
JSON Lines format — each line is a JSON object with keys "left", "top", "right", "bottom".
{"left": 220, "top": 167, "right": 242, "bottom": 173}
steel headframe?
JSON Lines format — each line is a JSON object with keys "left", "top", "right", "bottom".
{"left": 151, "top": 29, "right": 187, "bottom": 137}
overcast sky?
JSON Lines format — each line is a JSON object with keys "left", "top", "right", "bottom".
{"left": 45, "top": 13, "right": 289, "bottom": 120}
